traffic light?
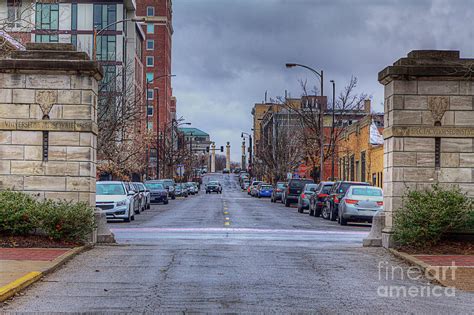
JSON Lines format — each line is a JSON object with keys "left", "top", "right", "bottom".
{"left": 220, "top": 146, "right": 224, "bottom": 152}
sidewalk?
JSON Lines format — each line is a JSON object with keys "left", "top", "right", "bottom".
{"left": 0, "top": 247, "right": 89, "bottom": 302}
{"left": 390, "top": 249, "right": 474, "bottom": 291}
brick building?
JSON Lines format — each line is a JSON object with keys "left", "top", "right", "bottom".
{"left": 136, "top": 0, "right": 174, "bottom": 134}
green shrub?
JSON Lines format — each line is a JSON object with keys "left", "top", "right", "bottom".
{"left": 393, "top": 185, "right": 473, "bottom": 248}
{"left": 0, "top": 191, "right": 39, "bottom": 235}
{"left": 38, "top": 199, "right": 96, "bottom": 242}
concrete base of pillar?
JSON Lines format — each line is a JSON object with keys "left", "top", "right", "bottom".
{"left": 94, "top": 210, "right": 116, "bottom": 244}
{"left": 363, "top": 210, "right": 385, "bottom": 247}
{"left": 382, "top": 228, "right": 396, "bottom": 248}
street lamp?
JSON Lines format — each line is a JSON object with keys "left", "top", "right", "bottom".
{"left": 241, "top": 132, "right": 252, "bottom": 176}
{"left": 330, "top": 80, "right": 336, "bottom": 181}
{"left": 145, "top": 74, "right": 176, "bottom": 180}
{"left": 93, "top": 17, "right": 146, "bottom": 60}
{"left": 169, "top": 118, "right": 191, "bottom": 179}
{"left": 285, "top": 62, "right": 325, "bottom": 182}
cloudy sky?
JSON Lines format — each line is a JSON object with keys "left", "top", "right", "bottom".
{"left": 172, "top": 0, "right": 474, "bottom": 162}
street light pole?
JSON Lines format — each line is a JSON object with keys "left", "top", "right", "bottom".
{"left": 330, "top": 80, "right": 336, "bottom": 180}
{"left": 241, "top": 132, "right": 253, "bottom": 176}
{"left": 285, "top": 63, "right": 324, "bottom": 182}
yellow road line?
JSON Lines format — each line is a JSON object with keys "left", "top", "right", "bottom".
{"left": 224, "top": 211, "right": 229, "bottom": 215}
{"left": 224, "top": 222, "right": 230, "bottom": 226}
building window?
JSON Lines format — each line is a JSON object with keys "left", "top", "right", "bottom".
{"left": 147, "top": 107, "right": 153, "bottom": 116}
{"left": 146, "top": 72, "right": 153, "bottom": 82}
{"left": 96, "top": 35, "right": 116, "bottom": 61}
{"left": 93, "top": 4, "right": 117, "bottom": 30}
{"left": 71, "top": 34, "right": 77, "bottom": 48}
{"left": 360, "top": 151, "right": 366, "bottom": 183}
{"left": 147, "top": 89, "right": 154, "bottom": 100}
{"left": 146, "top": 56, "right": 154, "bottom": 67}
{"left": 350, "top": 155, "right": 355, "bottom": 181}
{"left": 7, "top": 0, "right": 22, "bottom": 28}
{"left": 100, "top": 65, "right": 116, "bottom": 91}
{"left": 35, "top": 3, "right": 59, "bottom": 42}
{"left": 71, "top": 3, "right": 77, "bottom": 30}
{"left": 146, "top": 40, "right": 154, "bottom": 50}
{"left": 147, "top": 6, "right": 155, "bottom": 16}
{"left": 147, "top": 122, "right": 153, "bottom": 130}
{"left": 372, "top": 173, "right": 376, "bottom": 186}
{"left": 147, "top": 23, "right": 154, "bottom": 34}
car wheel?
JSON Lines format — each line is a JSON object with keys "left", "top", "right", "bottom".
{"left": 131, "top": 213, "right": 135, "bottom": 221}
{"left": 164, "top": 199, "right": 169, "bottom": 205}
{"left": 330, "top": 205, "right": 337, "bottom": 221}
{"left": 124, "top": 208, "right": 131, "bottom": 222}
{"left": 147, "top": 203, "right": 150, "bottom": 209}
{"left": 285, "top": 199, "right": 290, "bottom": 207}
{"left": 171, "top": 196, "right": 176, "bottom": 200}
{"left": 315, "top": 207, "right": 321, "bottom": 217}
{"left": 258, "top": 195, "right": 261, "bottom": 198}
{"left": 321, "top": 205, "right": 330, "bottom": 220}
{"left": 297, "top": 203, "right": 303, "bottom": 213}
{"left": 309, "top": 207, "right": 314, "bottom": 216}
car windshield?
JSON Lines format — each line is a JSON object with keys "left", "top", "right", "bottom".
{"left": 305, "top": 184, "right": 318, "bottom": 192}
{"left": 277, "top": 183, "right": 286, "bottom": 188}
{"left": 145, "top": 183, "right": 164, "bottom": 190}
{"left": 97, "top": 183, "right": 125, "bottom": 195}
{"left": 208, "top": 181, "right": 219, "bottom": 185}
{"left": 352, "top": 187, "right": 382, "bottom": 196}
{"left": 339, "top": 182, "right": 369, "bottom": 194}
{"left": 261, "top": 185, "right": 272, "bottom": 189}
{"left": 322, "top": 185, "right": 333, "bottom": 194}
{"left": 290, "top": 180, "right": 313, "bottom": 188}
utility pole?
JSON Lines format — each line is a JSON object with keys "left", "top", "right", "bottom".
{"left": 330, "top": 80, "right": 336, "bottom": 180}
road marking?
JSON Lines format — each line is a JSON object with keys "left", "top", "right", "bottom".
{"left": 224, "top": 222, "right": 230, "bottom": 226}
{"left": 223, "top": 207, "right": 228, "bottom": 210}
{"left": 224, "top": 211, "right": 229, "bottom": 215}
{"left": 225, "top": 217, "right": 230, "bottom": 220}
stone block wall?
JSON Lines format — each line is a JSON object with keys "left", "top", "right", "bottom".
{"left": 0, "top": 43, "right": 102, "bottom": 206}
{"left": 379, "top": 50, "right": 474, "bottom": 247}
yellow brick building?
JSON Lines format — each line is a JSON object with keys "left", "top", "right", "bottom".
{"left": 337, "top": 115, "right": 384, "bottom": 188}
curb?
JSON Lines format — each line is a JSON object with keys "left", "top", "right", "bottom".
{"left": 0, "top": 244, "right": 93, "bottom": 303}
{"left": 388, "top": 248, "right": 444, "bottom": 286}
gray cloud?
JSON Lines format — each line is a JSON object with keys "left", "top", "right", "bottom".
{"left": 172, "top": 0, "right": 474, "bottom": 162}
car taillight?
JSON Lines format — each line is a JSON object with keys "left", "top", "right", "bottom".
{"left": 301, "top": 193, "right": 306, "bottom": 199}
{"left": 276, "top": 189, "right": 282, "bottom": 192}
{"left": 334, "top": 197, "right": 339, "bottom": 203}
{"left": 318, "top": 193, "right": 328, "bottom": 198}
{"left": 345, "top": 199, "right": 358, "bottom": 204}
{"left": 377, "top": 201, "right": 384, "bottom": 206}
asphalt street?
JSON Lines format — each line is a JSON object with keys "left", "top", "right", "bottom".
{"left": 3, "top": 174, "right": 473, "bottom": 313}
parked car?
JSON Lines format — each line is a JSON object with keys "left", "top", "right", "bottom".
{"left": 96, "top": 181, "right": 135, "bottom": 222}
{"left": 338, "top": 186, "right": 383, "bottom": 225}
{"left": 234, "top": 168, "right": 241, "bottom": 174}
{"left": 283, "top": 178, "right": 315, "bottom": 207}
{"left": 309, "top": 181, "right": 334, "bottom": 217}
{"left": 323, "top": 181, "right": 371, "bottom": 221}
{"left": 132, "top": 182, "right": 149, "bottom": 211}
{"left": 186, "top": 182, "right": 196, "bottom": 195}
{"left": 248, "top": 180, "right": 262, "bottom": 195}
{"left": 124, "top": 182, "right": 141, "bottom": 214}
{"left": 223, "top": 168, "right": 230, "bottom": 174}
{"left": 242, "top": 180, "right": 250, "bottom": 190}
{"left": 258, "top": 184, "right": 273, "bottom": 198}
{"left": 175, "top": 183, "right": 188, "bottom": 197}
{"left": 144, "top": 181, "right": 169, "bottom": 204}
{"left": 160, "top": 179, "right": 176, "bottom": 200}
{"left": 192, "top": 182, "right": 200, "bottom": 193}
{"left": 297, "top": 183, "right": 319, "bottom": 213}
{"left": 271, "top": 182, "right": 287, "bottom": 203}
{"left": 206, "top": 181, "right": 222, "bottom": 194}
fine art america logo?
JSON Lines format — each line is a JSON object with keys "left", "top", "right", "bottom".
{"left": 377, "top": 261, "right": 456, "bottom": 297}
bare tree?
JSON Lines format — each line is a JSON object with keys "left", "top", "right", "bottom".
{"left": 258, "top": 109, "right": 304, "bottom": 183}
{"left": 275, "top": 76, "right": 369, "bottom": 180}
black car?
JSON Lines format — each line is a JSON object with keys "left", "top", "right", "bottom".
{"left": 309, "top": 181, "right": 334, "bottom": 217}
{"left": 144, "top": 181, "right": 169, "bottom": 204}
{"left": 206, "top": 181, "right": 222, "bottom": 194}
{"left": 159, "top": 179, "right": 176, "bottom": 200}
{"left": 283, "top": 178, "right": 315, "bottom": 207}
{"left": 323, "top": 181, "right": 370, "bottom": 221}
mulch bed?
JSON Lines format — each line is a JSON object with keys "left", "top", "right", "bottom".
{"left": 0, "top": 235, "right": 81, "bottom": 248}
{"left": 399, "top": 240, "right": 474, "bottom": 255}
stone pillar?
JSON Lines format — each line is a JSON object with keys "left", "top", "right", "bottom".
{"left": 226, "top": 142, "right": 231, "bottom": 170}
{"left": 241, "top": 140, "right": 246, "bottom": 170}
{"left": 210, "top": 143, "right": 216, "bottom": 173}
{"left": 0, "top": 43, "right": 102, "bottom": 206}
{"left": 379, "top": 50, "right": 474, "bottom": 248}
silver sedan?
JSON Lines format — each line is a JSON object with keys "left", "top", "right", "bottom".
{"left": 338, "top": 186, "right": 383, "bottom": 225}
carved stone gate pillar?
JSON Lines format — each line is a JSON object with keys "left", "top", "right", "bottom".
{"left": 0, "top": 43, "right": 102, "bottom": 206}
{"left": 379, "top": 50, "right": 474, "bottom": 247}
